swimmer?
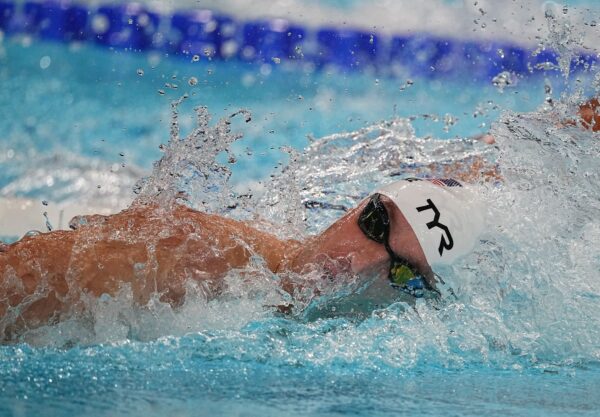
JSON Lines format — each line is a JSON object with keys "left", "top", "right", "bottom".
{"left": 0, "top": 97, "right": 597, "bottom": 338}
{"left": 0, "top": 177, "right": 482, "bottom": 336}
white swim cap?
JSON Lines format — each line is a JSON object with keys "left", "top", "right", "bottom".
{"left": 377, "top": 178, "right": 484, "bottom": 267}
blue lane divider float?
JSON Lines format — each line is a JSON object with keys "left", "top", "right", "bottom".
{"left": 0, "top": 0, "right": 594, "bottom": 80}
{"left": 0, "top": 2, "right": 14, "bottom": 31}
{"left": 241, "top": 19, "right": 304, "bottom": 63}
{"left": 23, "top": 0, "right": 87, "bottom": 40}
{"left": 170, "top": 10, "right": 236, "bottom": 59}
{"left": 315, "top": 29, "right": 378, "bottom": 70}
{"left": 94, "top": 3, "right": 159, "bottom": 49}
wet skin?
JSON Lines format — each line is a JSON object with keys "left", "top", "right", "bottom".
{"left": 0, "top": 197, "right": 426, "bottom": 337}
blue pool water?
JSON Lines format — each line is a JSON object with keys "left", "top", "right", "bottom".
{"left": 2, "top": 4, "right": 600, "bottom": 417}
{"left": 0, "top": 40, "right": 552, "bottom": 184}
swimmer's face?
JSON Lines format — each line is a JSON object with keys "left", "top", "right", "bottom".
{"left": 287, "top": 194, "right": 434, "bottom": 301}
{"left": 351, "top": 195, "right": 439, "bottom": 301}
{"left": 299, "top": 195, "right": 432, "bottom": 285}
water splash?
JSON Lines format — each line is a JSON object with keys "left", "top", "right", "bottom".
{"left": 4, "top": 85, "right": 600, "bottom": 372}
{"left": 538, "top": 3, "right": 584, "bottom": 80}
{"left": 132, "top": 96, "right": 251, "bottom": 213}
{"left": 257, "top": 118, "right": 493, "bottom": 236}
{"left": 3, "top": 20, "right": 600, "bottom": 371}
{"left": 492, "top": 71, "right": 517, "bottom": 93}
{"left": 453, "top": 108, "right": 600, "bottom": 366}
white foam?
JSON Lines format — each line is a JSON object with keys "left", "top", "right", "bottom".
{"left": 0, "top": 196, "right": 123, "bottom": 235}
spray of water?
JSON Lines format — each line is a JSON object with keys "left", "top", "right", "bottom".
{"left": 2, "top": 6, "right": 600, "bottom": 372}
{"left": 132, "top": 96, "right": 252, "bottom": 213}
{"left": 3, "top": 91, "right": 599, "bottom": 370}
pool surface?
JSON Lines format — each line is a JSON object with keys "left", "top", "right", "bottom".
{"left": 1, "top": 1, "right": 600, "bottom": 417}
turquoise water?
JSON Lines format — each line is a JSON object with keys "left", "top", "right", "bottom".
{"left": 2, "top": 34, "right": 600, "bottom": 417}
{"left": 0, "top": 40, "right": 551, "bottom": 185}
{"left": 1, "top": 335, "right": 600, "bottom": 417}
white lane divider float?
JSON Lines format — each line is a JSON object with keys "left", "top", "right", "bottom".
{"left": 0, "top": 197, "right": 126, "bottom": 237}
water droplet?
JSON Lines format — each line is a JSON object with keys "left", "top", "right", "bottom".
{"left": 39, "top": 56, "right": 51, "bottom": 69}
{"left": 188, "top": 77, "right": 198, "bottom": 86}
{"left": 43, "top": 212, "right": 53, "bottom": 232}
{"left": 443, "top": 114, "right": 457, "bottom": 133}
{"left": 136, "top": 68, "right": 144, "bottom": 76}
{"left": 119, "top": 152, "right": 125, "bottom": 157}
{"left": 192, "top": 55, "right": 200, "bottom": 62}
{"left": 492, "top": 71, "right": 515, "bottom": 92}
{"left": 158, "top": 89, "right": 165, "bottom": 95}
{"left": 42, "top": 200, "right": 48, "bottom": 206}
{"left": 562, "top": 5, "right": 568, "bottom": 14}
{"left": 369, "top": 34, "right": 374, "bottom": 44}
{"left": 272, "top": 57, "right": 281, "bottom": 64}
{"left": 91, "top": 14, "right": 109, "bottom": 34}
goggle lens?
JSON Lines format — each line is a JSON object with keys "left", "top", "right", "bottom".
{"left": 357, "top": 196, "right": 388, "bottom": 244}
{"left": 389, "top": 261, "right": 417, "bottom": 286}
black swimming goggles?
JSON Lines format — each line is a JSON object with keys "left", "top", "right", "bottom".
{"left": 358, "top": 193, "right": 439, "bottom": 298}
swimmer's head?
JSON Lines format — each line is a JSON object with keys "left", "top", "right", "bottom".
{"left": 357, "top": 178, "right": 485, "bottom": 298}
{"left": 376, "top": 178, "right": 485, "bottom": 268}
